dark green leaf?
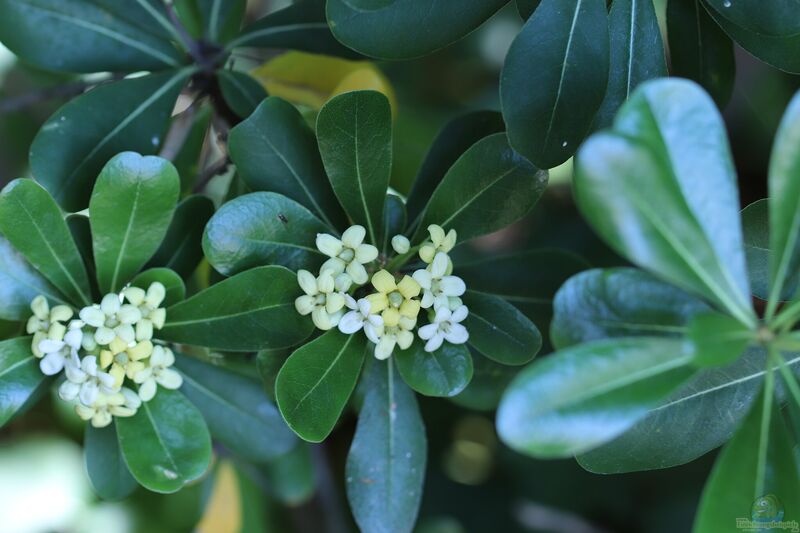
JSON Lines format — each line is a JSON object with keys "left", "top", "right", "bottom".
{"left": 0, "top": 235, "right": 68, "bottom": 321}
{"left": 0, "top": 0, "right": 183, "bottom": 73}
{"left": 413, "top": 133, "right": 547, "bottom": 243}
{"left": 667, "top": 0, "right": 735, "bottom": 107}
{"left": 742, "top": 199, "right": 776, "bottom": 300}
{"left": 594, "top": 0, "right": 667, "bottom": 129}
{"left": 89, "top": 152, "right": 180, "bottom": 293}
{"left": 0, "top": 179, "right": 91, "bottom": 306}
{"left": 395, "top": 340, "right": 472, "bottom": 397}
{"left": 551, "top": 268, "right": 712, "bottom": 349}
{"left": 704, "top": 0, "right": 800, "bottom": 36}
{"left": 317, "top": 90, "right": 392, "bottom": 246}
{"left": 327, "top": 0, "right": 506, "bottom": 60}
{"left": 0, "top": 337, "right": 50, "bottom": 428}
{"left": 256, "top": 348, "right": 291, "bottom": 402}
{"left": 116, "top": 388, "right": 211, "bottom": 494}
{"left": 516, "top": 0, "right": 542, "bottom": 19}
{"left": 147, "top": 195, "right": 215, "bottom": 279}
{"left": 84, "top": 424, "right": 138, "bottom": 501}
{"left": 197, "top": 0, "right": 246, "bottom": 43}
{"left": 218, "top": 70, "right": 268, "bottom": 119}
{"left": 31, "top": 70, "right": 189, "bottom": 211}
{"left": 130, "top": 268, "right": 185, "bottom": 307}
{"left": 173, "top": 106, "right": 213, "bottom": 195}
{"left": 497, "top": 337, "right": 696, "bottom": 458}
{"left": 202, "top": 192, "right": 328, "bottom": 276}
{"left": 688, "top": 311, "right": 753, "bottom": 367}
{"left": 462, "top": 291, "right": 541, "bottom": 365}
{"left": 159, "top": 266, "right": 314, "bottom": 351}
{"left": 228, "top": 97, "right": 345, "bottom": 228}
{"left": 382, "top": 194, "right": 406, "bottom": 255}
{"left": 346, "top": 359, "right": 426, "bottom": 533}
{"left": 176, "top": 353, "right": 296, "bottom": 462}
{"left": 260, "top": 443, "right": 316, "bottom": 505}
{"left": 501, "top": 0, "right": 609, "bottom": 169}
{"left": 406, "top": 110, "right": 505, "bottom": 225}
{"left": 449, "top": 349, "right": 518, "bottom": 412}
{"left": 276, "top": 330, "right": 366, "bottom": 442}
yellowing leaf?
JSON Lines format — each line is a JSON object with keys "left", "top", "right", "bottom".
{"left": 196, "top": 460, "right": 242, "bottom": 533}
{"left": 251, "top": 51, "right": 397, "bottom": 113}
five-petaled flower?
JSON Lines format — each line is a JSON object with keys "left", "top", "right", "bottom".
{"left": 316, "top": 225, "right": 379, "bottom": 285}
{"left": 295, "top": 269, "right": 347, "bottom": 330}
{"left": 418, "top": 304, "right": 469, "bottom": 352}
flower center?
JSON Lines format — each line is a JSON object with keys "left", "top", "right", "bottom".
{"left": 339, "top": 248, "right": 355, "bottom": 262}
{"left": 388, "top": 291, "right": 404, "bottom": 308}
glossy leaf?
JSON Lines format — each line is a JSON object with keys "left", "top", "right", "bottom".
{"left": 704, "top": 0, "right": 800, "bottom": 37}
{"left": 218, "top": 70, "right": 268, "bottom": 119}
{"left": 594, "top": 0, "right": 667, "bottom": 129}
{"left": 768, "top": 91, "right": 800, "bottom": 309}
{"left": 0, "top": 235, "right": 67, "bottom": 321}
{"left": 147, "top": 195, "right": 214, "bottom": 279}
{"left": 327, "top": 0, "right": 505, "bottom": 60}
{"left": 694, "top": 387, "right": 800, "bottom": 531}
{"left": 84, "top": 424, "right": 138, "bottom": 501}
{"left": 197, "top": 0, "right": 246, "bottom": 43}
{"left": 516, "top": 0, "right": 542, "bottom": 19}
{"left": 395, "top": 340, "right": 473, "bottom": 398}
{"left": 688, "top": 312, "right": 752, "bottom": 367}
{"left": 501, "top": 0, "right": 609, "bottom": 169}
{"left": 317, "top": 90, "right": 392, "bottom": 246}
{"left": 116, "top": 388, "right": 211, "bottom": 494}
{"left": 130, "top": 268, "right": 185, "bottom": 307}
{"left": 551, "top": 268, "right": 712, "bottom": 349}
{"left": 159, "top": 266, "right": 314, "bottom": 351}
{"left": 406, "top": 110, "right": 505, "bottom": 225}
{"left": 90, "top": 152, "right": 180, "bottom": 293}
{"left": 228, "top": 97, "right": 345, "bottom": 227}
{"left": 0, "top": 0, "right": 183, "bottom": 73}
{"left": 382, "top": 195, "right": 406, "bottom": 256}
{"left": 575, "top": 79, "right": 755, "bottom": 327}
{"left": 276, "top": 330, "right": 366, "bottom": 442}
{"left": 742, "top": 199, "right": 775, "bottom": 300}
{"left": 31, "top": 70, "right": 189, "bottom": 211}
{"left": 497, "top": 337, "right": 696, "bottom": 458}
{"left": 413, "top": 133, "right": 548, "bottom": 244}
{"left": 462, "top": 291, "right": 541, "bottom": 366}
{"left": 667, "top": 0, "right": 735, "bottom": 107}
{"left": 346, "top": 359, "right": 426, "bottom": 533}
{"left": 176, "top": 353, "right": 296, "bottom": 462}
{"left": 173, "top": 106, "right": 213, "bottom": 194}
{"left": 202, "top": 192, "right": 328, "bottom": 276}
{"left": 0, "top": 179, "right": 91, "bottom": 306}
{"left": 0, "top": 337, "right": 50, "bottom": 428}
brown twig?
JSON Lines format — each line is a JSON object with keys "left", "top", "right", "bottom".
{"left": 192, "top": 155, "right": 232, "bottom": 194}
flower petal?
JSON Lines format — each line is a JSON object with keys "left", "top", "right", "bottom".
{"left": 342, "top": 225, "right": 366, "bottom": 248}
{"left": 444, "top": 323, "right": 469, "bottom": 345}
{"left": 418, "top": 323, "right": 438, "bottom": 340}
{"left": 355, "top": 243, "right": 379, "bottom": 264}
{"left": 424, "top": 333, "right": 444, "bottom": 353}
{"left": 347, "top": 261, "right": 369, "bottom": 285}
{"left": 138, "top": 379, "right": 157, "bottom": 402}
{"left": 439, "top": 276, "right": 466, "bottom": 297}
{"left": 297, "top": 270, "right": 318, "bottom": 295}
{"left": 156, "top": 368, "right": 183, "bottom": 390}
{"left": 430, "top": 252, "right": 449, "bottom": 278}
{"left": 316, "top": 233, "right": 343, "bottom": 257}
{"left": 338, "top": 311, "right": 365, "bottom": 334}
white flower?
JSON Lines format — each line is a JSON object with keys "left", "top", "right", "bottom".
{"left": 419, "top": 224, "right": 456, "bottom": 264}
{"left": 59, "top": 354, "right": 119, "bottom": 406}
{"left": 412, "top": 252, "right": 466, "bottom": 309}
{"left": 418, "top": 305, "right": 469, "bottom": 352}
{"left": 338, "top": 296, "right": 383, "bottom": 340}
{"left": 295, "top": 269, "right": 346, "bottom": 330}
{"left": 373, "top": 315, "right": 417, "bottom": 360}
{"left": 316, "top": 225, "right": 379, "bottom": 285}
{"left": 38, "top": 321, "right": 83, "bottom": 375}
{"left": 391, "top": 234, "right": 410, "bottom": 254}
{"left": 133, "top": 346, "right": 182, "bottom": 402}
{"left": 74, "top": 387, "right": 140, "bottom": 428}
{"left": 26, "top": 295, "right": 73, "bottom": 358}
{"left": 79, "top": 293, "right": 142, "bottom": 352}
{"left": 122, "top": 282, "right": 167, "bottom": 341}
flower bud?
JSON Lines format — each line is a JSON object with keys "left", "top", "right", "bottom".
{"left": 391, "top": 235, "right": 410, "bottom": 254}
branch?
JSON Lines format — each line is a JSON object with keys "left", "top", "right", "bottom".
{"left": 192, "top": 155, "right": 232, "bottom": 194}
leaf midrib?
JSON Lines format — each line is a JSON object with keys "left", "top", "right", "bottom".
{"left": 108, "top": 177, "right": 143, "bottom": 292}
{"left": 163, "top": 301, "right": 292, "bottom": 327}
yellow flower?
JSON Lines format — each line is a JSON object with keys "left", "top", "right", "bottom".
{"left": 419, "top": 224, "right": 456, "bottom": 264}
{"left": 366, "top": 270, "right": 421, "bottom": 327}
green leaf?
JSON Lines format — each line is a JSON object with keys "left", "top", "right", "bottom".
{"left": 31, "top": 70, "right": 189, "bottom": 211}
{"left": 229, "top": 0, "right": 359, "bottom": 58}
{"left": 346, "top": 359, "right": 426, "bottom": 533}
{"left": 0, "top": 235, "right": 68, "bottom": 321}
{"left": 516, "top": 0, "right": 541, "bottom": 19}
{"left": 575, "top": 79, "right": 755, "bottom": 327}
{"left": 382, "top": 194, "right": 406, "bottom": 255}
{"left": 688, "top": 311, "right": 753, "bottom": 367}
{"left": 413, "top": 133, "right": 548, "bottom": 243}
{"left": 159, "top": 266, "right": 314, "bottom": 351}
{"left": 593, "top": 0, "right": 667, "bottom": 129}
{"left": 256, "top": 348, "right": 291, "bottom": 402}
{"left": 276, "top": 330, "right": 366, "bottom": 442}
{"left": 84, "top": 424, "right": 138, "bottom": 501}
{"left": 147, "top": 195, "right": 214, "bottom": 279}
{"left": 0, "top": 179, "right": 91, "bottom": 306}
{"left": 89, "top": 152, "right": 180, "bottom": 294}
{"left": 704, "top": 0, "right": 800, "bottom": 37}
{"left": 551, "top": 268, "right": 712, "bottom": 349}
{"left": 197, "top": 0, "right": 246, "bottom": 43}
{"left": 176, "top": 353, "right": 296, "bottom": 462}
{"left": 202, "top": 192, "right": 329, "bottom": 276}
{"left": 130, "top": 268, "right": 185, "bottom": 307}
{"left": 217, "top": 70, "right": 268, "bottom": 119}
{"left": 261, "top": 444, "right": 316, "bottom": 505}
{"left": 395, "top": 340, "right": 473, "bottom": 398}
{"left": 317, "top": 90, "right": 392, "bottom": 247}
{"left": 496, "top": 337, "right": 696, "bottom": 458}
{"left": 173, "top": 107, "right": 213, "bottom": 194}
{"left": 576, "top": 346, "right": 784, "bottom": 473}
{"left": 694, "top": 385, "right": 800, "bottom": 531}
{"left": 116, "top": 388, "right": 211, "bottom": 494}
{"left": 768, "top": 91, "right": 800, "bottom": 312}
{"left": 0, "top": 0, "right": 183, "bottom": 73}
{"left": 0, "top": 337, "right": 50, "bottom": 428}
{"left": 742, "top": 199, "right": 776, "bottom": 300}
{"left": 667, "top": 0, "right": 735, "bottom": 107}
{"left": 501, "top": 0, "right": 609, "bottom": 169}
{"left": 327, "top": 0, "right": 505, "bottom": 60}
{"left": 462, "top": 291, "right": 541, "bottom": 366}
{"left": 406, "top": 110, "right": 505, "bottom": 225}
{"left": 228, "top": 97, "right": 345, "bottom": 228}
{"left": 449, "top": 350, "right": 518, "bottom": 412}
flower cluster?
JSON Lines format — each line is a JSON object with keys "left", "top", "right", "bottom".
{"left": 295, "top": 224, "right": 470, "bottom": 360}
{"left": 26, "top": 282, "right": 182, "bottom": 428}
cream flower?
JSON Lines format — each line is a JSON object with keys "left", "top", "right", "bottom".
{"left": 75, "top": 387, "right": 141, "bottom": 428}
{"left": 366, "top": 270, "right": 422, "bottom": 327}
{"left": 418, "top": 305, "right": 469, "bottom": 352}
{"left": 122, "top": 282, "right": 167, "bottom": 341}
{"left": 412, "top": 252, "right": 466, "bottom": 309}
{"left": 338, "top": 296, "right": 383, "bottom": 340}
{"left": 316, "top": 225, "right": 379, "bottom": 285}
{"left": 374, "top": 315, "right": 417, "bottom": 360}
{"left": 79, "top": 293, "right": 142, "bottom": 352}
{"left": 295, "top": 269, "right": 346, "bottom": 330}
{"left": 26, "top": 295, "right": 73, "bottom": 358}
{"left": 419, "top": 224, "right": 456, "bottom": 264}
{"left": 37, "top": 322, "right": 83, "bottom": 375}
{"left": 60, "top": 354, "right": 119, "bottom": 406}
{"left": 133, "top": 346, "right": 183, "bottom": 402}
{"left": 391, "top": 234, "right": 410, "bottom": 254}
